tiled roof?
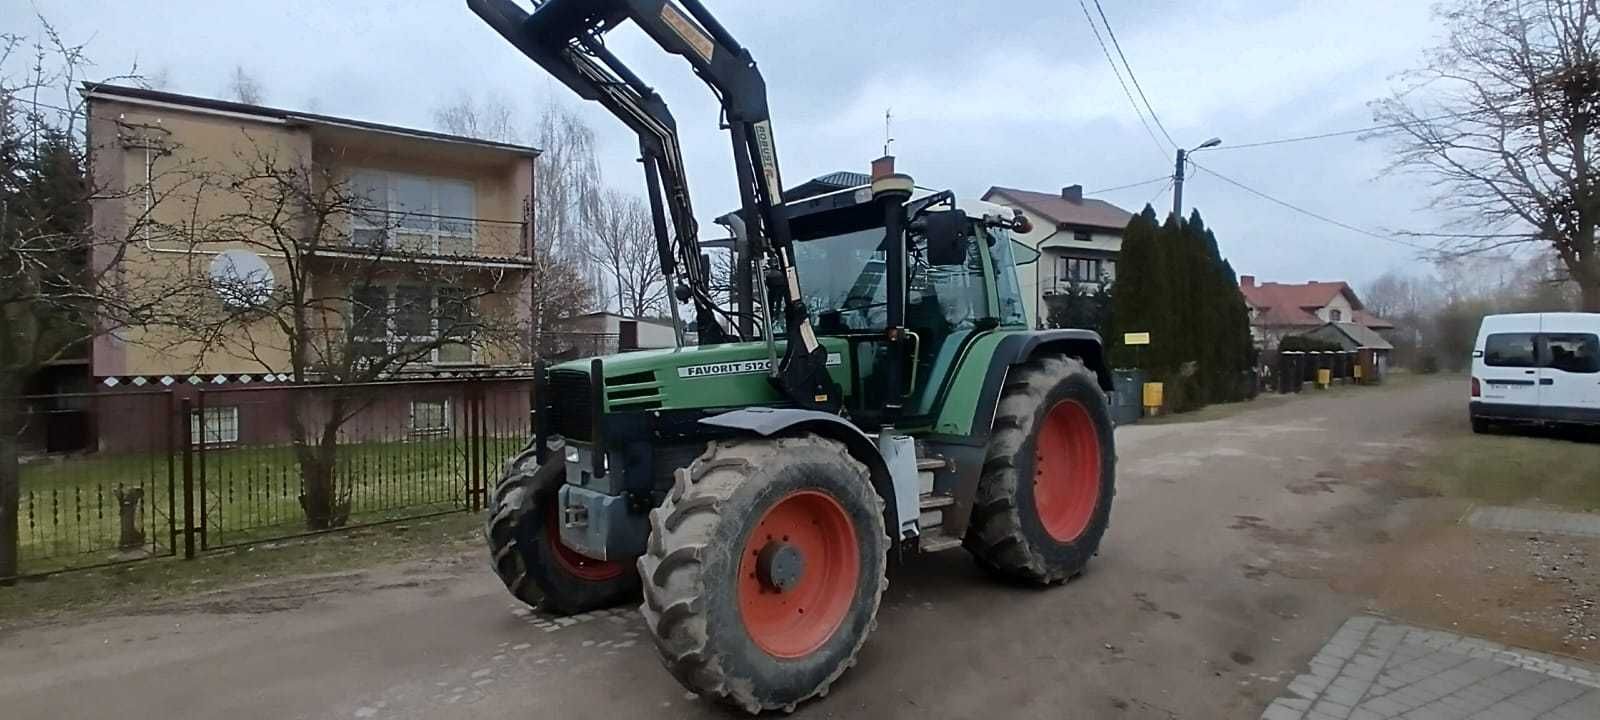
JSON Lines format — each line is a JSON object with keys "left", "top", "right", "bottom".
{"left": 981, "top": 186, "right": 1133, "bottom": 231}
{"left": 1352, "top": 310, "right": 1394, "bottom": 329}
{"left": 1302, "top": 322, "right": 1395, "bottom": 351}
{"left": 1241, "top": 280, "right": 1394, "bottom": 330}
{"left": 1241, "top": 280, "right": 1355, "bottom": 315}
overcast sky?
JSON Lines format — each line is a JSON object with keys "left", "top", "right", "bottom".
{"left": 14, "top": 0, "right": 1458, "bottom": 288}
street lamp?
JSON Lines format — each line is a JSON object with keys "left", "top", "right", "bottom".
{"left": 1173, "top": 137, "right": 1222, "bottom": 220}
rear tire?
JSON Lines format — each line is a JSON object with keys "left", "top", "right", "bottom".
{"left": 638, "top": 435, "right": 889, "bottom": 714}
{"left": 485, "top": 438, "right": 640, "bottom": 614}
{"left": 1471, "top": 416, "right": 1490, "bottom": 434}
{"left": 965, "top": 355, "right": 1116, "bottom": 584}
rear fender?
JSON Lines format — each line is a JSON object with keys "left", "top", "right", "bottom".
{"left": 931, "top": 329, "right": 1110, "bottom": 538}
{"left": 699, "top": 408, "right": 902, "bottom": 540}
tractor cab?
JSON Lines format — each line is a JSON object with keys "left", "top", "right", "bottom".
{"left": 749, "top": 182, "right": 1037, "bottom": 426}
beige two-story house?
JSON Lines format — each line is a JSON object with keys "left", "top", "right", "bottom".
{"left": 83, "top": 84, "right": 539, "bottom": 448}
{"left": 981, "top": 185, "right": 1132, "bottom": 327}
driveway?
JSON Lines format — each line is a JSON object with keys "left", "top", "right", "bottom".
{"left": 0, "top": 378, "right": 1463, "bottom": 719}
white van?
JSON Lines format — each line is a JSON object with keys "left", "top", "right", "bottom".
{"left": 1470, "top": 312, "right": 1600, "bottom": 432}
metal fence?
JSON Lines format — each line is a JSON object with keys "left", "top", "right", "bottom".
{"left": 11, "top": 389, "right": 179, "bottom": 577}
{"left": 5, "top": 376, "right": 532, "bottom": 580}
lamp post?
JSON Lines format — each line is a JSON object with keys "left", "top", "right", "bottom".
{"left": 1172, "top": 137, "right": 1222, "bottom": 221}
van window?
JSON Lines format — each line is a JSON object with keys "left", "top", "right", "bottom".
{"left": 1484, "top": 333, "right": 1537, "bottom": 367}
{"left": 1545, "top": 333, "right": 1600, "bottom": 374}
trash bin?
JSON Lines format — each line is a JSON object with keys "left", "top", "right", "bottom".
{"left": 1110, "top": 369, "right": 1146, "bottom": 426}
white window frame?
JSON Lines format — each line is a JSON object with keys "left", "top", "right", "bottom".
{"left": 348, "top": 284, "right": 480, "bottom": 367}
{"left": 1057, "top": 257, "right": 1104, "bottom": 286}
{"left": 189, "top": 406, "right": 240, "bottom": 445}
{"left": 409, "top": 399, "right": 452, "bottom": 435}
{"left": 348, "top": 169, "right": 477, "bottom": 256}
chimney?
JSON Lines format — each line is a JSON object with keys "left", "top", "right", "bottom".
{"left": 1240, "top": 275, "right": 1256, "bottom": 288}
{"left": 1061, "top": 184, "right": 1084, "bottom": 203}
{"left": 871, "top": 155, "right": 895, "bottom": 180}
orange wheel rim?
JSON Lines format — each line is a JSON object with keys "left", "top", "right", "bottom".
{"left": 545, "top": 505, "right": 625, "bottom": 582}
{"left": 737, "top": 490, "right": 860, "bottom": 658}
{"left": 1033, "top": 399, "right": 1102, "bottom": 543}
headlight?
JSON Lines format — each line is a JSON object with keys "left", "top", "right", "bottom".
{"left": 564, "top": 445, "right": 581, "bottom": 463}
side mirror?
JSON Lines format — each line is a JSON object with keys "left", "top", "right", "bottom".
{"left": 920, "top": 210, "right": 972, "bottom": 266}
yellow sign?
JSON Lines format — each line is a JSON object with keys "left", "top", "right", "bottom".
{"left": 1124, "top": 332, "right": 1151, "bottom": 346}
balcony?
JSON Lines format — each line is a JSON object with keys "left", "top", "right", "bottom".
{"left": 318, "top": 209, "right": 533, "bottom": 268}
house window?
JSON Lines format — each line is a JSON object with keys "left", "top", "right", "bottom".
{"left": 410, "top": 399, "right": 451, "bottom": 434}
{"left": 1073, "top": 231, "right": 1093, "bottom": 243}
{"left": 349, "top": 285, "right": 479, "bottom": 366}
{"left": 348, "top": 170, "right": 477, "bottom": 255}
{"left": 1330, "top": 309, "right": 1343, "bottom": 322}
{"left": 1057, "top": 257, "right": 1104, "bottom": 285}
{"left": 190, "top": 406, "right": 239, "bottom": 445}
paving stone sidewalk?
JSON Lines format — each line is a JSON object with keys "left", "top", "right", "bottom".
{"left": 1262, "top": 615, "right": 1600, "bottom": 720}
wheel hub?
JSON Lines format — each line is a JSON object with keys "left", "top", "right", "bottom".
{"left": 755, "top": 541, "right": 805, "bottom": 592}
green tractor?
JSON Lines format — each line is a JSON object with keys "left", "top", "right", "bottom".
{"left": 470, "top": 0, "right": 1116, "bottom": 712}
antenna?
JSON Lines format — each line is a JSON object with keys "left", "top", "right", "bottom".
{"left": 883, "top": 107, "right": 894, "bottom": 156}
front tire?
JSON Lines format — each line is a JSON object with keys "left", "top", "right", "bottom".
{"left": 638, "top": 435, "right": 889, "bottom": 714}
{"left": 485, "top": 438, "right": 640, "bottom": 614}
{"left": 965, "top": 355, "right": 1116, "bottom": 584}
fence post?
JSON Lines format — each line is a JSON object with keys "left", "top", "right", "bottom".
{"left": 468, "top": 381, "right": 482, "bottom": 513}
{"left": 179, "top": 396, "right": 196, "bottom": 560}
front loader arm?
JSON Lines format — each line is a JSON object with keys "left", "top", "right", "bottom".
{"left": 467, "top": 0, "right": 837, "bottom": 410}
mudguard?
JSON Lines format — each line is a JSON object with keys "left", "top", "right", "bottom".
{"left": 699, "top": 408, "right": 901, "bottom": 539}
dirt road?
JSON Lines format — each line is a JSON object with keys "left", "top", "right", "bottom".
{"left": 0, "top": 377, "right": 1463, "bottom": 719}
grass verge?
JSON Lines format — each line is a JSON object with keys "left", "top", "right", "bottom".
{"left": 0, "top": 511, "right": 482, "bottom": 625}
{"left": 1408, "top": 422, "right": 1600, "bottom": 511}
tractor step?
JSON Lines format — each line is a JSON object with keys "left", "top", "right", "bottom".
{"left": 916, "top": 457, "right": 947, "bottom": 471}
{"left": 918, "top": 530, "right": 963, "bottom": 552}
{"left": 919, "top": 494, "right": 954, "bottom": 510}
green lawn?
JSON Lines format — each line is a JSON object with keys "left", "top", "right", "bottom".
{"left": 15, "top": 434, "right": 527, "bottom": 574}
{"left": 1412, "top": 424, "right": 1600, "bottom": 511}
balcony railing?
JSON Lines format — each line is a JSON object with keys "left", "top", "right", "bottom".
{"left": 341, "top": 209, "right": 530, "bottom": 263}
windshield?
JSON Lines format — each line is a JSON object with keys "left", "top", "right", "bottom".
{"left": 984, "top": 225, "right": 1029, "bottom": 327}
{"left": 791, "top": 221, "right": 993, "bottom": 334}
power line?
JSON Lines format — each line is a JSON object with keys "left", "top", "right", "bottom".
{"left": 1212, "top": 110, "right": 1488, "bottom": 151}
{"left": 1088, "top": 175, "right": 1171, "bottom": 194}
{"left": 1091, "top": 0, "right": 1175, "bottom": 149}
{"left": 1141, "top": 178, "right": 1175, "bottom": 209}
{"left": 1076, "top": 0, "right": 1168, "bottom": 161}
{"left": 1187, "top": 160, "right": 1437, "bottom": 254}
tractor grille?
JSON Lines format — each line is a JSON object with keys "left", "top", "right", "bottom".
{"left": 545, "top": 369, "right": 594, "bottom": 441}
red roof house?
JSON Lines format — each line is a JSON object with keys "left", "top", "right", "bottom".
{"left": 1238, "top": 276, "right": 1394, "bottom": 348}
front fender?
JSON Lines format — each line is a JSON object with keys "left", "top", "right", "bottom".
{"left": 699, "top": 408, "right": 901, "bottom": 540}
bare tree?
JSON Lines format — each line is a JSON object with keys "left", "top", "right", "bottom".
{"left": 1, "top": 20, "right": 195, "bottom": 579}
{"left": 1371, "top": 0, "right": 1600, "bottom": 310}
{"left": 163, "top": 143, "right": 530, "bottom": 529}
{"left": 432, "top": 91, "right": 519, "bottom": 144}
{"left": 429, "top": 96, "right": 601, "bottom": 346}
{"left": 226, "top": 65, "right": 263, "bottom": 105}
{"left": 586, "top": 189, "right": 665, "bottom": 317}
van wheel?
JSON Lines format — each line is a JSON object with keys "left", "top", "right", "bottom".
{"left": 1471, "top": 417, "right": 1490, "bottom": 434}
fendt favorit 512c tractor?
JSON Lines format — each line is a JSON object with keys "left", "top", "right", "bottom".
{"left": 469, "top": 0, "right": 1117, "bottom": 712}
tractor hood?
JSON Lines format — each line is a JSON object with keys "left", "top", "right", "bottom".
{"left": 548, "top": 338, "right": 854, "bottom": 413}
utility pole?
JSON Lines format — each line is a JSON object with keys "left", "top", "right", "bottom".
{"left": 1172, "top": 137, "right": 1221, "bottom": 222}
{"left": 1171, "top": 148, "right": 1186, "bottom": 221}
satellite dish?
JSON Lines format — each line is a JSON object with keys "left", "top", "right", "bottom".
{"left": 209, "top": 250, "right": 276, "bottom": 309}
